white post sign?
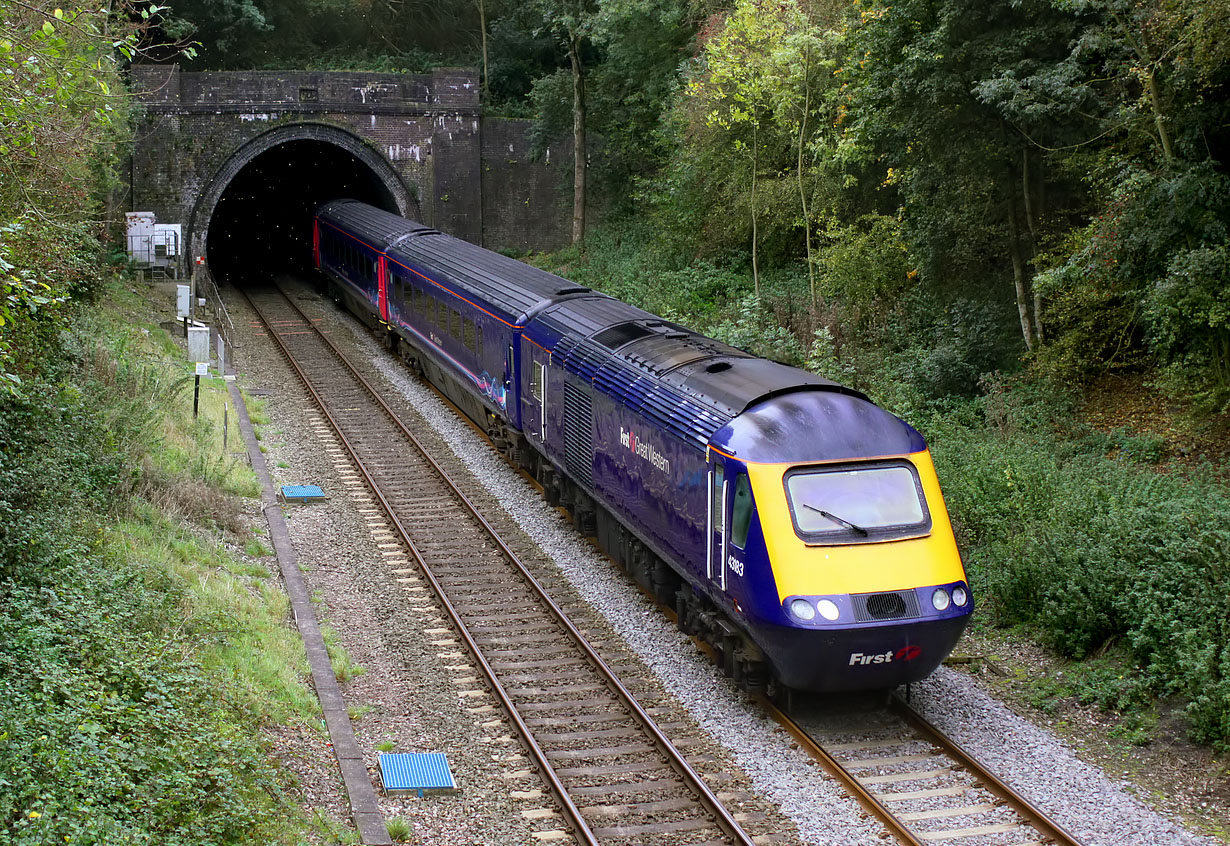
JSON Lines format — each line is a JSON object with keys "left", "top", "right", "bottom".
{"left": 187, "top": 325, "right": 210, "bottom": 364}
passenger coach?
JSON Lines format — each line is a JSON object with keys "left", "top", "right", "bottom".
{"left": 314, "top": 200, "right": 973, "bottom": 695}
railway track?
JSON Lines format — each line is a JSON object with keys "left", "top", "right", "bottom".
{"left": 242, "top": 283, "right": 762, "bottom": 846}
{"left": 767, "top": 694, "right": 1084, "bottom": 846}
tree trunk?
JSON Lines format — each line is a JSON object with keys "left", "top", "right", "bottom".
{"left": 751, "top": 120, "right": 760, "bottom": 298}
{"left": 568, "top": 30, "right": 586, "bottom": 245}
{"left": 1007, "top": 183, "right": 1034, "bottom": 351}
{"left": 478, "top": 0, "right": 489, "bottom": 98}
{"left": 1145, "top": 69, "right": 1174, "bottom": 163}
{"left": 797, "top": 45, "right": 816, "bottom": 310}
{"left": 1021, "top": 150, "right": 1042, "bottom": 343}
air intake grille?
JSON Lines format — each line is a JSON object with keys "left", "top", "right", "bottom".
{"left": 852, "top": 590, "right": 921, "bottom": 622}
{"left": 562, "top": 380, "right": 594, "bottom": 488}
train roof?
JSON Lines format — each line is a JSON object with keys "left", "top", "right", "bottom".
{"left": 317, "top": 199, "right": 437, "bottom": 252}
{"left": 317, "top": 201, "right": 910, "bottom": 459}
{"left": 525, "top": 297, "right": 867, "bottom": 449}
{"left": 712, "top": 391, "right": 926, "bottom": 463}
{"left": 318, "top": 200, "right": 593, "bottom": 324}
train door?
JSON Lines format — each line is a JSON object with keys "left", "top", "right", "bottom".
{"left": 707, "top": 455, "right": 727, "bottom": 591}
{"left": 504, "top": 344, "right": 517, "bottom": 427}
{"left": 377, "top": 256, "right": 389, "bottom": 323}
{"left": 521, "top": 338, "right": 548, "bottom": 444}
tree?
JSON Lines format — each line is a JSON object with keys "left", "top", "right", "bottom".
{"left": 530, "top": 0, "right": 599, "bottom": 244}
{"left": 842, "top": 0, "right": 1093, "bottom": 350}
{"left": 0, "top": 0, "right": 182, "bottom": 393}
{"left": 689, "top": 0, "right": 803, "bottom": 295}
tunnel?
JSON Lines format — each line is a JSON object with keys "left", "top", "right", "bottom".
{"left": 204, "top": 137, "right": 404, "bottom": 286}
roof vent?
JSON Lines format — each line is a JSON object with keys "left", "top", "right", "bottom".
{"left": 705, "top": 361, "right": 732, "bottom": 373}
{"left": 555, "top": 286, "right": 590, "bottom": 295}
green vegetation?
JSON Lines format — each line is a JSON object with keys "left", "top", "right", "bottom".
{"left": 0, "top": 8, "right": 336, "bottom": 836}
{"left": 0, "top": 289, "right": 328, "bottom": 842}
{"left": 927, "top": 379, "right": 1230, "bottom": 747}
{"left": 513, "top": 0, "right": 1230, "bottom": 749}
{"left": 321, "top": 625, "right": 367, "bottom": 683}
{"left": 385, "top": 817, "right": 412, "bottom": 842}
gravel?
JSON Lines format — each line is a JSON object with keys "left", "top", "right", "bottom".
{"left": 232, "top": 283, "right": 1216, "bottom": 846}
{"left": 906, "top": 669, "right": 1216, "bottom": 846}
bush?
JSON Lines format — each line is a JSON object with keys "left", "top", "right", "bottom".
{"left": 929, "top": 389, "right": 1230, "bottom": 747}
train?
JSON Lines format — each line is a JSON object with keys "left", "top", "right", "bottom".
{"left": 312, "top": 199, "right": 972, "bottom": 695}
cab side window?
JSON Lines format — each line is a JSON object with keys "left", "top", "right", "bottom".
{"left": 712, "top": 463, "right": 725, "bottom": 534}
{"left": 731, "top": 473, "right": 755, "bottom": 548}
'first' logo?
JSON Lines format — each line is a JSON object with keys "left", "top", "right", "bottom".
{"left": 848, "top": 645, "right": 921, "bottom": 666}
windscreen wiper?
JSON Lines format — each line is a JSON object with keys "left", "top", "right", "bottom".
{"left": 802, "top": 503, "right": 869, "bottom": 536}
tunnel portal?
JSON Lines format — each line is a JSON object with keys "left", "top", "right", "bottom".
{"left": 205, "top": 139, "right": 399, "bottom": 285}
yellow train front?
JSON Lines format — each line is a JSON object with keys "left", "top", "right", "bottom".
{"left": 706, "top": 388, "right": 971, "bottom": 692}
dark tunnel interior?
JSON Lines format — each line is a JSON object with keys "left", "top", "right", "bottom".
{"left": 206, "top": 139, "right": 399, "bottom": 285}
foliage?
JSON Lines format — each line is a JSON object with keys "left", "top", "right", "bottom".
{"left": 1036, "top": 162, "right": 1230, "bottom": 409}
{"left": 0, "top": 288, "right": 319, "bottom": 842}
{"left": 927, "top": 379, "right": 1230, "bottom": 748}
{"left": 0, "top": 1, "right": 169, "bottom": 395}
{"left": 159, "top": 0, "right": 475, "bottom": 69}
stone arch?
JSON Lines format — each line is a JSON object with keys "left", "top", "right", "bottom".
{"left": 186, "top": 122, "right": 421, "bottom": 270}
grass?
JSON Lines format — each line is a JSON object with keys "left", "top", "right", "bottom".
{"left": 321, "top": 625, "right": 367, "bottom": 683}
{"left": 245, "top": 537, "right": 273, "bottom": 557}
{"left": 0, "top": 278, "right": 328, "bottom": 842}
{"left": 385, "top": 818, "right": 411, "bottom": 842}
{"left": 111, "top": 506, "right": 319, "bottom": 725}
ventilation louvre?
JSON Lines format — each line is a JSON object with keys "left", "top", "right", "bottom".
{"left": 851, "top": 590, "right": 921, "bottom": 622}
{"left": 562, "top": 380, "right": 594, "bottom": 488}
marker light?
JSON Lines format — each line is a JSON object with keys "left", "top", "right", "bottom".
{"left": 932, "top": 589, "right": 951, "bottom": 611}
{"left": 816, "top": 599, "right": 840, "bottom": 621}
{"left": 952, "top": 586, "right": 968, "bottom": 607}
{"left": 789, "top": 599, "right": 817, "bottom": 621}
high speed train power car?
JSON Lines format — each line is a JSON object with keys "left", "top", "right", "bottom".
{"left": 313, "top": 200, "right": 972, "bottom": 694}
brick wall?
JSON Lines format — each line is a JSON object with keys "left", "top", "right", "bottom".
{"left": 129, "top": 65, "right": 575, "bottom": 254}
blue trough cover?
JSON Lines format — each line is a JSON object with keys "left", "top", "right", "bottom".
{"left": 280, "top": 484, "right": 326, "bottom": 503}
{"left": 379, "top": 752, "right": 457, "bottom": 797}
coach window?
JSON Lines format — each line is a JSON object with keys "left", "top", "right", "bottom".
{"left": 450, "top": 308, "right": 462, "bottom": 339}
{"left": 530, "top": 360, "right": 543, "bottom": 402}
{"left": 463, "top": 318, "right": 476, "bottom": 353}
{"left": 476, "top": 325, "right": 484, "bottom": 359}
{"left": 731, "top": 473, "right": 755, "bottom": 548}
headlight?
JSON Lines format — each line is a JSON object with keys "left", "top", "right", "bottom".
{"left": 952, "top": 586, "right": 968, "bottom": 607}
{"left": 816, "top": 599, "right": 840, "bottom": 621}
{"left": 931, "top": 588, "right": 951, "bottom": 611}
{"left": 789, "top": 598, "right": 817, "bottom": 621}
